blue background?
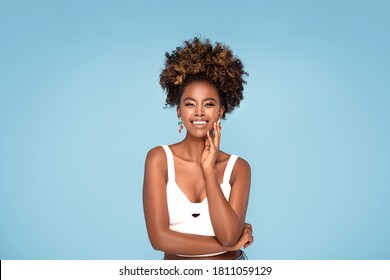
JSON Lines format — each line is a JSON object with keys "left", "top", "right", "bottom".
{"left": 1, "top": 0, "right": 389, "bottom": 259}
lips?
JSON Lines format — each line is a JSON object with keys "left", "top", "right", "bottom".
{"left": 190, "top": 119, "right": 209, "bottom": 128}
{"left": 193, "top": 121, "right": 207, "bottom": 125}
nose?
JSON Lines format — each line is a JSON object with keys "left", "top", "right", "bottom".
{"left": 194, "top": 105, "right": 205, "bottom": 116}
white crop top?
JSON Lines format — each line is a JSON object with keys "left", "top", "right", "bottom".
{"left": 161, "top": 145, "right": 238, "bottom": 257}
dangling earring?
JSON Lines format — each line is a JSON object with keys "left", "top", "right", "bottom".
{"left": 219, "top": 118, "right": 222, "bottom": 130}
{"left": 178, "top": 118, "right": 184, "bottom": 133}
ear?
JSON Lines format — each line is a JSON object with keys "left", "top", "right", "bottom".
{"left": 219, "top": 106, "right": 225, "bottom": 119}
{"left": 176, "top": 106, "right": 181, "bottom": 119}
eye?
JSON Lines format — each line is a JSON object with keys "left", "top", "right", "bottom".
{"left": 185, "top": 103, "right": 195, "bottom": 107}
{"left": 204, "top": 103, "right": 215, "bottom": 108}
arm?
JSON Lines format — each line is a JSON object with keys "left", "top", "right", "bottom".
{"left": 203, "top": 158, "right": 251, "bottom": 246}
{"left": 143, "top": 147, "right": 249, "bottom": 255}
{"left": 202, "top": 121, "right": 252, "bottom": 246}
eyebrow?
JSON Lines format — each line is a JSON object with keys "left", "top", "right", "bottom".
{"left": 183, "top": 97, "right": 218, "bottom": 102}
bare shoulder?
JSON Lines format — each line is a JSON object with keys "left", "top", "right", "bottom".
{"left": 146, "top": 146, "right": 166, "bottom": 162}
{"left": 219, "top": 150, "right": 251, "bottom": 170}
{"left": 231, "top": 156, "right": 251, "bottom": 183}
{"left": 235, "top": 156, "right": 251, "bottom": 170}
{"left": 144, "top": 146, "right": 167, "bottom": 179}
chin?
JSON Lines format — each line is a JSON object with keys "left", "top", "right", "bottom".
{"left": 188, "top": 130, "right": 208, "bottom": 138}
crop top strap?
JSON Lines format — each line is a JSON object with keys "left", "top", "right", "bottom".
{"left": 161, "top": 145, "right": 175, "bottom": 181}
{"left": 223, "top": 155, "right": 238, "bottom": 184}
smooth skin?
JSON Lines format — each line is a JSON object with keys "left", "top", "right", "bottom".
{"left": 143, "top": 81, "right": 253, "bottom": 260}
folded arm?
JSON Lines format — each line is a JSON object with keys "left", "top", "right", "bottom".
{"left": 143, "top": 147, "right": 252, "bottom": 255}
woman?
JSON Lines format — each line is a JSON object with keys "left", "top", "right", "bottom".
{"left": 143, "top": 37, "right": 253, "bottom": 260}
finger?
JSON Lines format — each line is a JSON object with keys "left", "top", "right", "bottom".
{"left": 204, "top": 133, "right": 211, "bottom": 150}
{"left": 208, "top": 129, "right": 216, "bottom": 150}
{"left": 244, "top": 240, "right": 252, "bottom": 249}
{"left": 213, "top": 122, "right": 220, "bottom": 150}
{"left": 216, "top": 120, "right": 221, "bottom": 139}
{"left": 205, "top": 135, "right": 210, "bottom": 145}
{"left": 217, "top": 119, "right": 221, "bottom": 135}
{"left": 215, "top": 121, "right": 221, "bottom": 149}
{"left": 244, "top": 236, "right": 254, "bottom": 248}
{"left": 244, "top": 223, "right": 252, "bottom": 232}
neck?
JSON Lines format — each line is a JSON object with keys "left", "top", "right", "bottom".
{"left": 179, "top": 133, "right": 207, "bottom": 163}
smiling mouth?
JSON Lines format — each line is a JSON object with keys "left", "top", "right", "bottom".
{"left": 192, "top": 121, "right": 208, "bottom": 125}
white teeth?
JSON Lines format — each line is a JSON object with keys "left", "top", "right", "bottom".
{"left": 193, "top": 121, "right": 206, "bottom": 125}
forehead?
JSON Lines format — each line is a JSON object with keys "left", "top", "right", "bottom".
{"left": 181, "top": 81, "right": 219, "bottom": 101}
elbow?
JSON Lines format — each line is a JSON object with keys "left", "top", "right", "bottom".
{"left": 149, "top": 235, "right": 166, "bottom": 252}
{"left": 151, "top": 241, "right": 163, "bottom": 252}
{"left": 215, "top": 227, "right": 242, "bottom": 247}
{"left": 217, "top": 234, "right": 240, "bottom": 247}
{"left": 219, "top": 240, "right": 236, "bottom": 247}
{"left": 148, "top": 230, "right": 171, "bottom": 252}
{"left": 149, "top": 237, "right": 159, "bottom": 250}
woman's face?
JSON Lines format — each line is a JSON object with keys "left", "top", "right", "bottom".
{"left": 177, "top": 81, "right": 224, "bottom": 138}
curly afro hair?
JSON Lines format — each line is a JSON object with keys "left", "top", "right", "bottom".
{"left": 159, "top": 37, "right": 248, "bottom": 119}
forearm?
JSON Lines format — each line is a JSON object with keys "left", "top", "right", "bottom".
{"left": 203, "top": 167, "right": 243, "bottom": 246}
{"left": 150, "top": 228, "right": 232, "bottom": 255}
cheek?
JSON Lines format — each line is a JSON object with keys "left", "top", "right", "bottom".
{"left": 180, "top": 107, "right": 191, "bottom": 117}
{"left": 213, "top": 107, "right": 222, "bottom": 118}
